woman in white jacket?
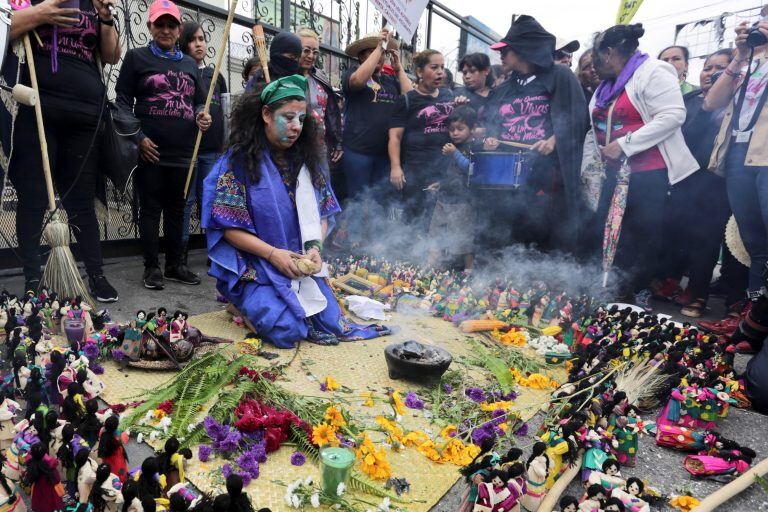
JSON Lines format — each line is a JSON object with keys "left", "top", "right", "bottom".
{"left": 584, "top": 23, "right": 698, "bottom": 311}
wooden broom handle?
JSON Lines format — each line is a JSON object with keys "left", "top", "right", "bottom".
{"left": 184, "top": 0, "right": 240, "bottom": 199}
{"left": 536, "top": 452, "right": 583, "bottom": 512}
{"left": 692, "top": 456, "right": 768, "bottom": 511}
{"left": 23, "top": 34, "right": 56, "bottom": 213}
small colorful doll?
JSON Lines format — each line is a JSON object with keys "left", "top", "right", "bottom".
{"left": 558, "top": 495, "right": 579, "bottom": 512}
{"left": 520, "top": 442, "right": 548, "bottom": 512}
{"left": 0, "top": 395, "right": 21, "bottom": 451}
{"left": 89, "top": 463, "right": 124, "bottom": 512}
{"left": 604, "top": 497, "right": 626, "bottom": 512}
{"left": 579, "top": 483, "right": 606, "bottom": 511}
{"left": 97, "top": 415, "right": 128, "bottom": 483}
{"left": 473, "top": 469, "right": 510, "bottom": 512}
{"left": 611, "top": 477, "right": 650, "bottom": 512}
{"left": 169, "top": 311, "right": 189, "bottom": 344}
{"left": 120, "top": 320, "right": 142, "bottom": 363}
{"left": 612, "top": 416, "right": 638, "bottom": 467}
{"left": 587, "top": 458, "right": 624, "bottom": 493}
{"left": 25, "top": 442, "right": 63, "bottom": 512}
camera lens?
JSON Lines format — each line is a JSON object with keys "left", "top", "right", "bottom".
{"left": 747, "top": 26, "right": 768, "bottom": 48}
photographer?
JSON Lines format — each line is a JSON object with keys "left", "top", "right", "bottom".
{"left": 705, "top": 8, "right": 768, "bottom": 314}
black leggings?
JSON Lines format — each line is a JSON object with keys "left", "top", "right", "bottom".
{"left": 135, "top": 162, "right": 187, "bottom": 269}
{"left": 9, "top": 105, "right": 103, "bottom": 282}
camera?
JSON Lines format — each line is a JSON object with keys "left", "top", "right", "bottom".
{"left": 747, "top": 21, "right": 768, "bottom": 48}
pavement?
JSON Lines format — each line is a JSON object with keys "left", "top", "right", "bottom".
{"left": 1, "top": 251, "right": 766, "bottom": 511}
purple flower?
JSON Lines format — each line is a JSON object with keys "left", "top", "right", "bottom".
{"left": 214, "top": 430, "right": 242, "bottom": 453}
{"left": 320, "top": 382, "right": 327, "bottom": 392}
{"left": 491, "top": 409, "right": 507, "bottom": 424}
{"left": 404, "top": 392, "right": 424, "bottom": 410}
{"left": 108, "top": 325, "right": 120, "bottom": 338}
{"left": 198, "top": 445, "right": 212, "bottom": 462}
{"left": 111, "top": 349, "right": 125, "bottom": 362}
{"left": 465, "top": 387, "right": 486, "bottom": 403}
{"left": 471, "top": 425, "right": 496, "bottom": 446}
{"left": 514, "top": 423, "right": 529, "bottom": 437}
{"left": 90, "top": 362, "right": 104, "bottom": 375}
{"left": 83, "top": 342, "right": 99, "bottom": 360}
{"left": 238, "top": 472, "right": 252, "bottom": 487}
{"left": 443, "top": 384, "right": 453, "bottom": 394}
{"left": 204, "top": 416, "right": 229, "bottom": 443}
{"left": 222, "top": 464, "right": 233, "bottom": 479}
{"left": 290, "top": 452, "right": 306, "bottom": 466}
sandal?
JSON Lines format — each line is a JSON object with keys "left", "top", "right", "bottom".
{"left": 681, "top": 298, "right": 707, "bottom": 318}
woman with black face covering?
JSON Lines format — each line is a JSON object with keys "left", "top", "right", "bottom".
{"left": 245, "top": 31, "right": 302, "bottom": 91}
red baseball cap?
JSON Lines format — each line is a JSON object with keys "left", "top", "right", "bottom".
{"left": 149, "top": 0, "right": 181, "bottom": 24}
{"left": 490, "top": 41, "right": 508, "bottom": 51}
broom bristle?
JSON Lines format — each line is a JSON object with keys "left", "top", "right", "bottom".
{"left": 41, "top": 216, "right": 95, "bottom": 305}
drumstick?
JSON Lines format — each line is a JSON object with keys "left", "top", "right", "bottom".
{"left": 536, "top": 452, "right": 584, "bottom": 512}
{"left": 692, "top": 456, "right": 768, "bottom": 511}
{"left": 497, "top": 140, "right": 534, "bottom": 150}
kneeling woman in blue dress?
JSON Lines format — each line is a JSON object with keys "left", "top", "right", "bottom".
{"left": 202, "top": 75, "right": 390, "bottom": 348}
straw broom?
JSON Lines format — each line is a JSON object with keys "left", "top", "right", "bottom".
{"left": 252, "top": 22, "right": 270, "bottom": 84}
{"left": 22, "top": 35, "right": 94, "bottom": 303}
{"left": 183, "top": 0, "right": 240, "bottom": 199}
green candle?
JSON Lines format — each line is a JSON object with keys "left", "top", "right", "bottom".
{"left": 320, "top": 447, "right": 355, "bottom": 496}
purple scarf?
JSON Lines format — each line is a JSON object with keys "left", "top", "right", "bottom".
{"left": 594, "top": 51, "right": 649, "bottom": 109}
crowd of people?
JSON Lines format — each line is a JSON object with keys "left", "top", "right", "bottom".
{"left": 5, "top": 0, "right": 768, "bottom": 343}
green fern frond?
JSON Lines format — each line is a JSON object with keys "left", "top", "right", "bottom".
{"left": 349, "top": 472, "right": 410, "bottom": 503}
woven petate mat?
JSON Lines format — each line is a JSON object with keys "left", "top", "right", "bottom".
{"left": 100, "top": 308, "right": 564, "bottom": 511}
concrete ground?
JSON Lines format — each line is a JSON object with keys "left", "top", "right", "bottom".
{"left": 1, "top": 251, "right": 766, "bottom": 511}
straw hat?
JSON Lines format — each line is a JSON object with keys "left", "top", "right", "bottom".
{"left": 725, "top": 215, "right": 751, "bottom": 267}
{"left": 345, "top": 31, "right": 400, "bottom": 59}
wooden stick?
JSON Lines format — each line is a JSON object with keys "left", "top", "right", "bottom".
{"left": 692, "top": 457, "right": 768, "bottom": 512}
{"left": 252, "top": 23, "right": 270, "bottom": 83}
{"left": 497, "top": 140, "right": 534, "bottom": 150}
{"left": 183, "top": 0, "right": 240, "bottom": 199}
{"left": 23, "top": 34, "right": 55, "bottom": 212}
{"left": 536, "top": 452, "right": 584, "bottom": 512}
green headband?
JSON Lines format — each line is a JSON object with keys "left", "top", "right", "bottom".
{"left": 260, "top": 74, "right": 307, "bottom": 105}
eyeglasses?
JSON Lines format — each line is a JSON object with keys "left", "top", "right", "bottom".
{"left": 302, "top": 48, "right": 320, "bottom": 57}
{"left": 154, "top": 21, "right": 180, "bottom": 30}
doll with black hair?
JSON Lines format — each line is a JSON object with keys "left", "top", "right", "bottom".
{"left": 223, "top": 474, "right": 255, "bottom": 512}
{"left": 604, "top": 497, "right": 625, "bottom": 512}
{"left": 579, "top": 483, "right": 606, "bottom": 511}
{"left": 499, "top": 447, "right": 522, "bottom": 470}
{"left": 121, "top": 479, "right": 142, "bottom": 512}
{"left": 26, "top": 366, "right": 47, "bottom": 405}
{"left": 588, "top": 458, "right": 624, "bottom": 492}
{"left": 558, "top": 495, "right": 578, "bottom": 512}
{"left": 135, "top": 457, "right": 162, "bottom": 501}
{"left": 47, "top": 350, "right": 67, "bottom": 406}
{"left": 612, "top": 477, "right": 649, "bottom": 512}
{"left": 473, "top": 468, "right": 509, "bottom": 512}
{"left": 500, "top": 463, "right": 526, "bottom": 511}
{"left": 98, "top": 416, "right": 128, "bottom": 483}
{"left": 56, "top": 424, "right": 78, "bottom": 496}
{"left": 581, "top": 427, "right": 611, "bottom": 481}
{"left": 0, "top": 448, "right": 17, "bottom": 506}
{"left": 25, "top": 442, "right": 64, "bottom": 512}
{"left": 62, "top": 382, "right": 86, "bottom": 427}
{"left": 78, "top": 398, "right": 105, "bottom": 448}
{"left": 88, "top": 463, "right": 124, "bottom": 512}
{"left": 458, "top": 454, "right": 494, "bottom": 512}
{"left": 520, "top": 441, "right": 549, "bottom": 512}
{"left": 158, "top": 436, "right": 187, "bottom": 488}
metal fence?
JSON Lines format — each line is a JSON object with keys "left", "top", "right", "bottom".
{"left": 0, "top": 0, "right": 496, "bottom": 263}
{"left": 674, "top": 5, "right": 763, "bottom": 60}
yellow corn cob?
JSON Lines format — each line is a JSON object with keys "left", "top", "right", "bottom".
{"left": 459, "top": 319, "right": 508, "bottom": 333}
{"left": 541, "top": 326, "right": 562, "bottom": 336}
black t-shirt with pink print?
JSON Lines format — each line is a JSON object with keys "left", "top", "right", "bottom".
{"left": 390, "top": 88, "right": 454, "bottom": 172}
{"left": 30, "top": 0, "right": 104, "bottom": 115}
{"left": 115, "top": 47, "right": 206, "bottom": 166}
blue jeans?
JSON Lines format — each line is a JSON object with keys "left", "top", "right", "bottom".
{"left": 182, "top": 152, "right": 220, "bottom": 243}
{"left": 342, "top": 146, "right": 389, "bottom": 199}
{"left": 725, "top": 141, "right": 768, "bottom": 296}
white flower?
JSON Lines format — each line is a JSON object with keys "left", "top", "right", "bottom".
{"left": 290, "top": 494, "right": 301, "bottom": 508}
{"left": 337, "top": 482, "right": 346, "bottom": 497}
{"left": 285, "top": 493, "right": 294, "bottom": 506}
{"left": 187, "top": 423, "right": 196, "bottom": 432}
{"left": 304, "top": 476, "right": 314, "bottom": 486}
{"left": 149, "top": 431, "right": 158, "bottom": 441}
{"left": 378, "top": 497, "right": 391, "bottom": 511}
{"left": 333, "top": 506, "right": 342, "bottom": 510}
{"left": 310, "top": 493, "right": 320, "bottom": 508}
{"left": 136, "top": 433, "right": 144, "bottom": 444}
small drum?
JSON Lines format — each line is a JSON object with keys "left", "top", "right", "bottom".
{"left": 468, "top": 151, "right": 531, "bottom": 189}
